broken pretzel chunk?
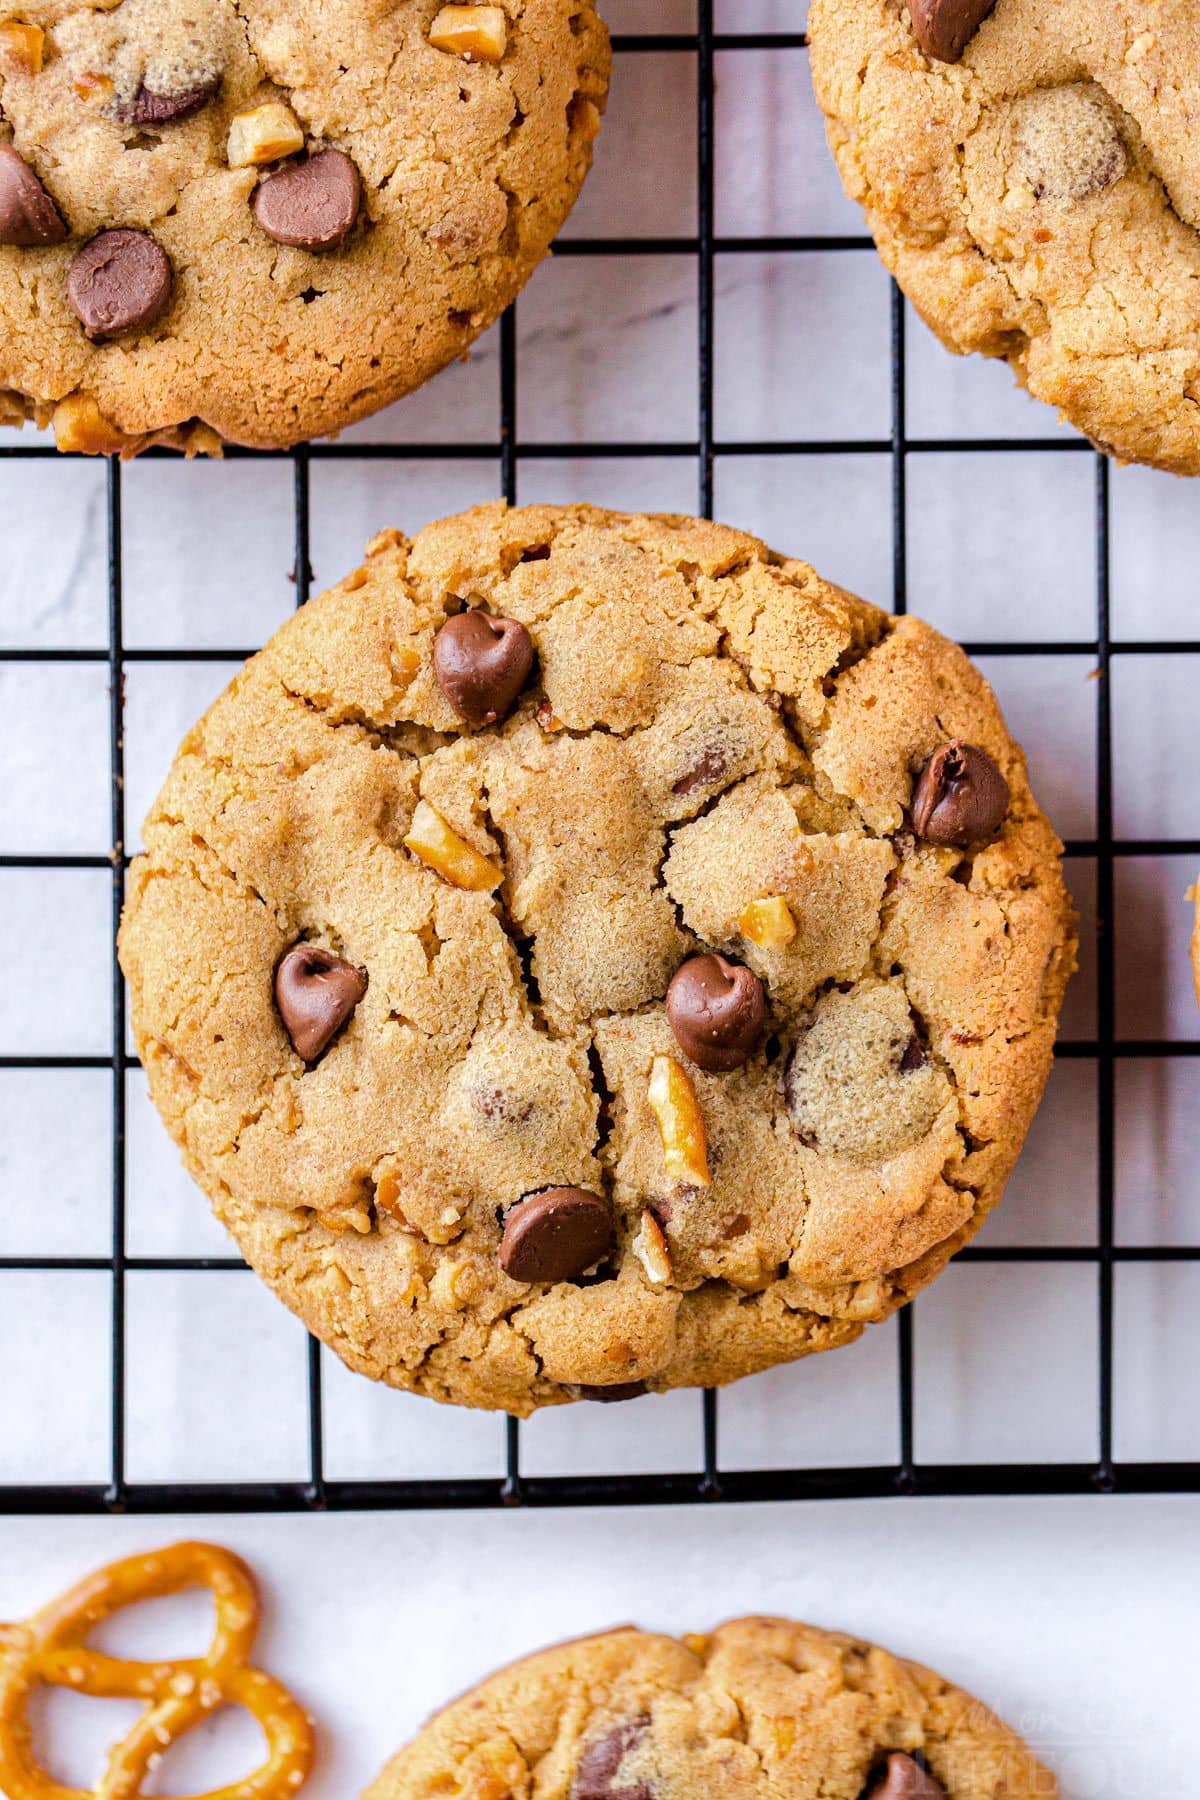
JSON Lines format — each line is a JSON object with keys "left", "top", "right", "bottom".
{"left": 404, "top": 798, "right": 502, "bottom": 891}
{"left": 648, "top": 1054, "right": 711, "bottom": 1188}
{"left": 52, "top": 395, "right": 138, "bottom": 456}
{"left": 72, "top": 70, "right": 112, "bottom": 102}
{"left": 228, "top": 101, "right": 305, "bottom": 169}
{"left": 0, "top": 22, "right": 44, "bottom": 74}
{"left": 428, "top": 4, "right": 508, "bottom": 62}
{"left": 739, "top": 894, "right": 796, "bottom": 949}
{"left": 633, "top": 1209, "right": 672, "bottom": 1286}
{"left": 570, "top": 96, "right": 603, "bottom": 141}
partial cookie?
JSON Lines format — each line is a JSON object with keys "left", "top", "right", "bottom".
{"left": 809, "top": 0, "right": 1200, "bottom": 474}
{"left": 360, "top": 1616, "right": 1057, "bottom": 1799}
{"left": 118, "top": 502, "right": 1076, "bottom": 1415}
{"left": 0, "top": 1, "right": 608, "bottom": 453}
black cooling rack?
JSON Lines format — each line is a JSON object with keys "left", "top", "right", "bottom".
{"left": 2, "top": 6, "right": 1198, "bottom": 1515}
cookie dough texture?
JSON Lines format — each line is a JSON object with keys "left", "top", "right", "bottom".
{"left": 118, "top": 503, "right": 1075, "bottom": 1415}
{"left": 0, "top": 0, "right": 608, "bottom": 452}
{"left": 360, "top": 1617, "right": 1057, "bottom": 1799}
{"left": 808, "top": 0, "right": 1200, "bottom": 474}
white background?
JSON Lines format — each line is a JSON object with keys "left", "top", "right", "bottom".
{"left": 1, "top": 0, "right": 1198, "bottom": 1794}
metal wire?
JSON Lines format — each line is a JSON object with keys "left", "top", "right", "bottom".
{"left": 1, "top": 21, "right": 1198, "bottom": 1514}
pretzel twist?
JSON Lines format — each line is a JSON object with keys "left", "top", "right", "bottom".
{"left": 0, "top": 1541, "right": 314, "bottom": 1800}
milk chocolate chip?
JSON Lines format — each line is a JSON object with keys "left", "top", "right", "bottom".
{"left": 911, "top": 739, "right": 1009, "bottom": 846}
{"left": 67, "top": 229, "right": 171, "bottom": 339}
{"left": 275, "top": 944, "right": 368, "bottom": 1062}
{"left": 577, "top": 1381, "right": 648, "bottom": 1403}
{"left": 864, "top": 1752, "right": 945, "bottom": 1799}
{"left": 252, "top": 147, "right": 361, "bottom": 248}
{"left": 573, "top": 1718, "right": 653, "bottom": 1800}
{"left": 1013, "top": 86, "right": 1127, "bottom": 205}
{"left": 906, "top": 0, "right": 996, "bottom": 61}
{"left": 0, "top": 143, "right": 67, "bottom": 248}
{"left": 433, "top": 610, "right": 534, "bottom": 726}
{"left": 118, "top": 76, "right": 220, "bottom": 125}
{"left": 666, "top": 953, "right": 766, "bottom": 1072}
{"left": 498, "top": 1187, "right": 613, "bottom": 1283}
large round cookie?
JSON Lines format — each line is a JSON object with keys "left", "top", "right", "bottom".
{"left": 361, "top": 1616, "right": 1057, "bottom": 1799}
{"left": 809, "top": 0, "right": 1200, "bottom": 475}
{"left": 118, "top": 503, "right": 1075, "bottom": 1415}
{"left": 0, "top": 1, "right": 608, "bottom": 454}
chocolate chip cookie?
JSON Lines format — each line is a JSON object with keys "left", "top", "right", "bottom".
{"left": 0, "top": 1, "right": 608, "bottom": 454}
{"left": 117, "top": 503, "right": 1075, "bottom": 1415}
{"left": 360, "top": 1616, "right": 1057, "bottom": 1799}
{"left": 809, "top": 0, "right": 1200, "bottom": 474}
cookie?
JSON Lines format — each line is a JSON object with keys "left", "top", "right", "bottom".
{"left": 117, "top": 502, "right": 1075, "bottom": 1416}
{"left": 808, "top": 0, "right": 1200, "bottom": 475}
{"left": 359, "top": 1616, "right": 1057, "bottom": 1799}
{"left": 0, "top": 1, "right": 608, "bottom": 454}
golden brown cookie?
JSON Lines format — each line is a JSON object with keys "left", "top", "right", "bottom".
{"left": 117, "top": 502, "right": 1076, "bottom": 1415}
{"left": 808, "top": 0, "right": 1200, "bottom": 474}
{"left": 0, "top": 0, "right": 608, "bottom": 454}
{"left": 360, "top": 1616, "right": 1057, "bottom": 1799}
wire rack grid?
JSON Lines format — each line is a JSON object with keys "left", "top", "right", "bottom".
{"left": 1, "top": 2, "right": 1198, "bottom": 1516}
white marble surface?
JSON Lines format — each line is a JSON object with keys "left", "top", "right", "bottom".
{"left": 1, "top": 6, "right": 1199, "bottom": 1796}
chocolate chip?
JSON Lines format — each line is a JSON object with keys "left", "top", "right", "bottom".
{"left": 576, "top": 1381, "right": 648, "bottom": 1403}
{"left": 671, "top": 745, "right": 729, "bottom": 797}
{"left": 666, "top": 953, "right": 766, "bottom": 1072}
{"left": 905, "top": 0, "right": 996, "bottom": 61}
{"left": 252, "top": 147, "right": 361, "bottom": 249}
{"left": 67, "top": 229, "right": 171, "bottom": 340}
{"left": 863, "top": 1752, "right": 945, "bottom": 1799}
{"left": 910, "top": 740, "right": 1009, "bottom": 847}
{"left": 898, "top": 1034, "right": 926, "bottom": 1074}
{"left": 573, "top": 1718, "right": 653, "bottom": 1800}
{"left": 498, "top": 1187, "right": 614, "bottom": 1283}
{"left": 275, "top": 944, "right": 368, "bottom": 1062}
{"left": 433, "top": 609, "right": 534, "bottom": 727}
{"left": 1013, "top": 87, "right": 1127, "bottom": 205}
{"left": 0, "top": 143, "right": 67, "bottom": 248}
{"left": 117, "top": 76, "right": 220, "bottom": 125}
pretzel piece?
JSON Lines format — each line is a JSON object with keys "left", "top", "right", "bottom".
{"left": 0, "top": 1541, "right": 314, "bottom": 1800}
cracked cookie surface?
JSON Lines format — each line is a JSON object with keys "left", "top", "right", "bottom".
{"left": 0, "top": 0, "right": 608, "bottom": 452}
{"left": 360, "top": 1615, "right": 1057, "bottom": 1799}
{"left": 808, "top": 0, "right": 1200, "bottom": 474}
{"left": 117, "top": 502, "right": 1076, "bottom": 1415}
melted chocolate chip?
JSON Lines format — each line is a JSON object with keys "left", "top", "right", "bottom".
{"left": 117, "top": 76, "right": 220, "bottom": 125}
{"left": 275, "top": 944, "right": 368, "bottom": 1063}
{"left": 898, "top": 1034, "right": 926, "bottom": 1074}
{"left": 863, "top": 1752, "right": 945, "bottom": 1799}
{"left": 67, "top": 229, "right": 171, "bottom": 340}
{"left": 905, "top": 0, "right": 996, "bottom": 61}
{"left": 666, "top": 953, "right": 766, "bottom": 1072}
{"left": 0, "top": 143, "right": 67, "bottom": 248}
{"left": 433, "top": 609, "right": 534, "bottom": 727}
{"left": 573, "top": 1718, "right": 653, "bottom": 1800}
{"left": 498, "top": 1187, "right": 614, "bottom": 1283}
{"left": 252, "top": 147, "right": 362, "bottom": 249}
{"left": 910, "top": 739, "right": 1009, "bottom": 847}
{"left": 576, "top": 1381, "right": 648, "bottom": 1403}
{"left": 671, "top": 744, "right": 729, "bottom": 797}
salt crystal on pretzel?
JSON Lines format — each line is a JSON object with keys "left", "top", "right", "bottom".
{"left": 0, "top": 1540, "right": 314, "bottom": 1800}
